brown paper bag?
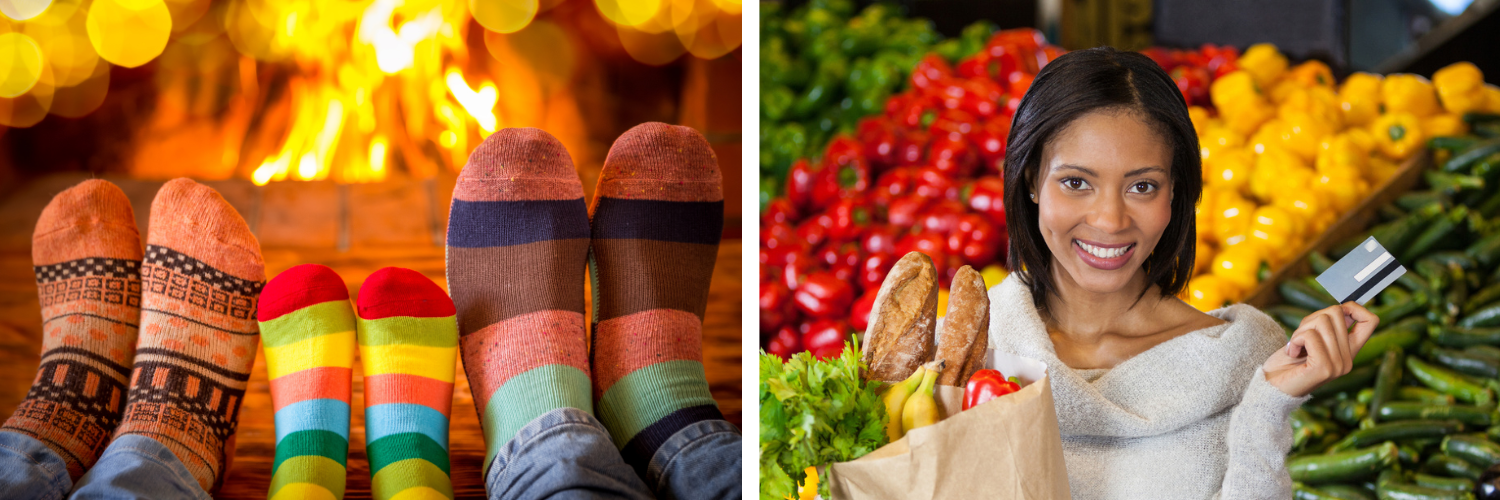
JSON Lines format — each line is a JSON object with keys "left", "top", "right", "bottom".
{"left": 828, "top": 352, "right": 1071, "bottom": 499}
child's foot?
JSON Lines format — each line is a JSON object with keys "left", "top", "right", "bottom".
{"left": 2, "top": 180, "right": 143, "bottom": 480}
{"left": 356, "top": 267, "right": 458, "bottom": 500}
{"left": 258, "top": 264, "right": 355, "bottom": 499}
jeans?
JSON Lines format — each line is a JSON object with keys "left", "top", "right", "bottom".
{"left": 0, "top": 409, "right": 742, "bottom": 499}
{"left": 0, "top": 431, "right": 210, "bottom": 500}
{"left": 488, "top": 408, "right": 743, "bottom": 500}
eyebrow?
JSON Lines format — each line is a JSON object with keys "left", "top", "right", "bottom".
{"left": 1051, "top": 165, "right": 1167, "bottom": 178}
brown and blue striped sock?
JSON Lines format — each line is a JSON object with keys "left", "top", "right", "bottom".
{"left": 587, "top": 122, "right": 725, "bottom": 480}
{"left": 445, "top": 128, "right": 593, "bottom": 478}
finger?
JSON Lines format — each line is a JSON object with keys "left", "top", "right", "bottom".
{"left": 1300, "top": 328, "right": 1336, "bottom": 381}
{"left": 1320, "top": 311, "right": 1351, "bottom": 371}
{"left": 1341, "top": 301, "right": 1380, "bottom": 350}
{"left": 1319, "top": 318, "right": 1351, "bottom": 375}
{"left": 1313, "top": 317, "right": 1348, "bottom": 374}
{"left": 1300, "top": 305, "right": 1344, "bottom": 327}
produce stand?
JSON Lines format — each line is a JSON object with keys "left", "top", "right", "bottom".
{"left": 1245, "top": 151, "right": 1432, "bottom": 308}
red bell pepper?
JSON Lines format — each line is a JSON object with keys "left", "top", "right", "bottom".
{"left": 801, "top": 319, "right": 850, "bottom": 360}
{"left": 762, "top": 198, "right": 800, "bottom": 227}
{"left": 765, "top": 325, "right": 803, "bottom": 361}
{"left": 759, "top": 280, "right": 797, "bottom": 334}
{"left": 793, "top": 272, "right": 855, "bottom": 319}
{"left": 910, "top": 54, "right": 953, "bottom": 92}
{"left": 870, "top": 167, "right": 916, "bottom": 208}
{"left": 849, "top": 289, "right": 878, "bottom": 332}
{"left": 786, "top": 159, "right": 819, "bottom": 211}
{"left": 857, "top": 251, "right": 896, "bottom": 292}
{"left": 860, "top": 224, "right": 899, "bottom": 256}
{"left": 963, "top": 369, "right": 1021, "bottom": 410}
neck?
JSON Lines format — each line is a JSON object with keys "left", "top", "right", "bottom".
{"left": 1042, "top": 264, "right": 1162, "bottom": 344}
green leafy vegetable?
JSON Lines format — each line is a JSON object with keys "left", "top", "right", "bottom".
{"left": 760, "top": 339, "right": 888, "bottom": 498}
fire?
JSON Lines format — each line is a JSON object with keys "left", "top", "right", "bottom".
{"left": 0, "top": 0, "right": 740, "bottom": 184}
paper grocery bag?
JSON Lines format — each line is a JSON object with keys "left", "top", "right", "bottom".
{"left": 828, "top": 351, "right": 1071, "bottom": 499}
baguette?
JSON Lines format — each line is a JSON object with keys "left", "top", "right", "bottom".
{"left": 936, "top": 265, "right": 990, "bottom": 386}
{"left": 860, "top": 251, "right": 939, "bottom": 382}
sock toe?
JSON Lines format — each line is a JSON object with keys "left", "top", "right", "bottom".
{"left": 456, "top": 127, "right": 583, "bottom": 202}
{"left": 594, "top": 122, "right": 723, "bottom": 203}
{"left": 356, "top": 267, "right": 455, "bottom": 319}
{"left": 148, "top": 178, "right": 264, "bottom": 282}
{"left": 258, "top": 264, "right": 349, "bottom": 323}
{"left": 33, "top": 179, "right": 142, "bottom": 265}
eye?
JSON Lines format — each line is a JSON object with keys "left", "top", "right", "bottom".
{"left": 1129, "top": 181, "right": 1157, "bottom": 194}
{"left": 1060, "top": 177, "right": 1090, "bottom": 191}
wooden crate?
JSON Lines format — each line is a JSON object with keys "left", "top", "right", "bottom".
{"left": 1243, "top": 151, "right": 1432, "bottom": 309}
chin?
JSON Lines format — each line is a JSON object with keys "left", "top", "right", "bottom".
{"left": 1066, "top": 266, "right": 1140, "bottom": 295}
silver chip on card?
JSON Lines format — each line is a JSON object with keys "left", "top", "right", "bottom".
{"left": 1315, "top": 236, "right": 1407, "bottom": 306}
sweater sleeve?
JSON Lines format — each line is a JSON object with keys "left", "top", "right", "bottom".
{"left": 1218, "top": 367, "right": 1310, "bottom": 499}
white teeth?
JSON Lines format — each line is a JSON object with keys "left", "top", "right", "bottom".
{"left": 1078, "top": 241, "right": 1130, "bottom": 259}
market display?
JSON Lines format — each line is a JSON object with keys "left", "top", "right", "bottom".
{"left": 1184, "top": 53, "right": 1500, "bottom": 313}
{"left": 760, "top": 16, "right": 1061, "bottom": 359}
{"left": 1263, "top": 118, "right": 1500, "bottom": 498}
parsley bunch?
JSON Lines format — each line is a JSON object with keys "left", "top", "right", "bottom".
{"left": 760, "top": 339, "right": 888, "bottom": 499}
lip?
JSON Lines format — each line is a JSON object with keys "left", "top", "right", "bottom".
{"left": 1073, "top": 239, "right": 1135, "bottom": 271}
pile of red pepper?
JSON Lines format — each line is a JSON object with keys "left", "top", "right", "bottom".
{"left": 761, "top": 29, "right": 1065, "bottom": 360}
{"left": 1139, "top": 43, "right": 1242, "bottom": 109}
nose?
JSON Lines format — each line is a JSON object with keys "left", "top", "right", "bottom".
{"left": 1087, "top": 190, "right": 1130, "bottom": 234}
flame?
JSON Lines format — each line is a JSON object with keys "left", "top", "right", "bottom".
{"left": 1, "top": 0, "right": 739, "bottom": 184}
{"left": 446, "top": 68, "right": 497, "bottom": 133}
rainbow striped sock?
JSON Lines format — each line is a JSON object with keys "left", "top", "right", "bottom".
{"left": 355, "top": 267, "right": 457, "bottom": 500}
{"left": 258, "top": 264, "right": 354, "bottom": 500}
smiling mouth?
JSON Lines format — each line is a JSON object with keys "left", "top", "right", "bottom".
{"left": 1075, "top": 240, "right": 1134, "bottom": 259}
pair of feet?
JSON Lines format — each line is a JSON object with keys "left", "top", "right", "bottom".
{"left": 3, "top": 178, "right": 266, "bottom": 492}
{"left": 258, "top": 264, "right": 458, "bottom": 500}
{"left": 447, "top": 123, "right": 726, "bottom": 481}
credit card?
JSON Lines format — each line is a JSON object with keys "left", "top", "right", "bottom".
{"left": 1315, "top": 236, "right": 1407, "bottom": 306}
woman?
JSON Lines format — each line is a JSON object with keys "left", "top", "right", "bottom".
{"left": 990, "top": 47, "right": 1377, "bottom": 499}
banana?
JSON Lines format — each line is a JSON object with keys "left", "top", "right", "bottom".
{"left": 901, "top": 361, "right": 943, "bottom": 434}
{"left": 882, "top": 366, "right": 927, "bottom": 441}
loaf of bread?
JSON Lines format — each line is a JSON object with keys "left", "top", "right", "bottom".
{"left": 935, "top": 265, "right": 990, "bottom": 386}
{"left": 860, "top": 251, "right": 939, "bottom": 382}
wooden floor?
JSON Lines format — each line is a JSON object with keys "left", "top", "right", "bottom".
{"left": 0, "top": 176, "right": 743, "bottom": 499}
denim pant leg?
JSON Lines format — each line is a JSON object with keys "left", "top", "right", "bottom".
{"left": 486, "top": 408, "right": 655, "bottom": 500}
{"left": 646, "top": 420, "right": 742, "bottom": 500}
{"left": 0, "top": 430, "right": 73, "bottom": 500}
{"left": 69, "top": 434, "right": 211, "bottom": 500}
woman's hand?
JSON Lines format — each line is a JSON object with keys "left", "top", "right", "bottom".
{"left": 1263, "top": 302, "right": 1379, "bottom": 397}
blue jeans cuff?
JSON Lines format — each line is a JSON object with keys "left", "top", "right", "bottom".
{"left": 486, "top": 407, "right": 613, "bottom": 488}
{"left": 646, "top": 419, "right": 741, "bottom": 492}
{"left": 0, "top": 430, "right": 73, "bottom": 500}
{"left": 71, "top": 434, "right": 212, "bottom": 500}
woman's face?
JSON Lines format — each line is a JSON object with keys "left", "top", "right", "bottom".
{"left": 1035, "top": 109, "right": 1175, "bottom": 295}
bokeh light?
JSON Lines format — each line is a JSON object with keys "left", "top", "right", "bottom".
{"left": 595, "top": 0, "right": 661, "bottom": 27}
{"left": 0, "top": 0, "right": 53, "bottom": 21}
{"left": 48, "top": 57, "right": 106, "bottom": 117}
{"left": 470, "top": 0, "right": 538, "bottom": 34}
{"left": 86, "top": 0, "right": 172, "bottom": 68}
{"left": 0, "top": 60, "right": 52, "bottom": 126}
{"left": 0, "top": 32, "right": 44, "bottom": 98}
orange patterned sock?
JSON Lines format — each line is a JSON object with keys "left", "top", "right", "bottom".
{"left": 113, "top": 178, "right": 265, "bottom": 493}
{"left": 2, "top": 180, "right": 143, "bottom": 480}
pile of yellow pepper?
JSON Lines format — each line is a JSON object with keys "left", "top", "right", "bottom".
{"left": 1181, "top": 44, "right": 1500, "bottom": 311}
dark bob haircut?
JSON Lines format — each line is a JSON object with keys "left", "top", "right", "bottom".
{"left": 1003, "top": 46, "right": 1202, "bottom": 311}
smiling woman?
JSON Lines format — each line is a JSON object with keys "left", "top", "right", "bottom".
{"left": 989, "top": 46, "right": 1381, "bottom": 498}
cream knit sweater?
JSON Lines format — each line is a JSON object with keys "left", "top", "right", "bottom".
{"left": 987, "top": 275, "right": 1308, "bottom": 499}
